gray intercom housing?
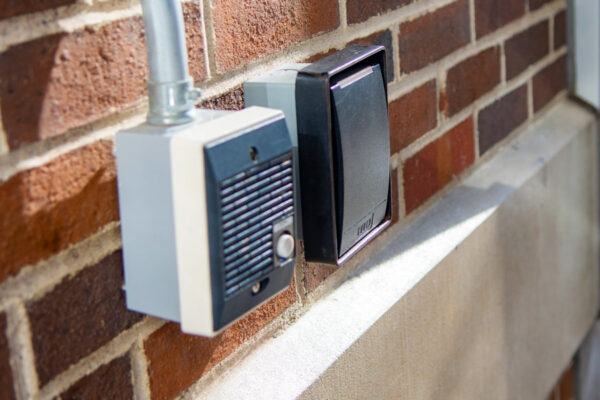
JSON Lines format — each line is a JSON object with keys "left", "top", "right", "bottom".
{"left": 117, "top": 107, "right": 297, "bottom": 337}
{"left": 245, "top": 45, "right": 392, "bottom": 265}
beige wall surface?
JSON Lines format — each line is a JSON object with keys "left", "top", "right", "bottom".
{"left": 301, "top": 117, "right": 599, "bottom": 400}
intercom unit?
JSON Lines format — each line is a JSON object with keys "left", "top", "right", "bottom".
{"left": 117, "top": 107, "right": 297, "bottom": 337}
{"left": 117, "top": 0, "right": 297, "bottom": 337}
{"left": 245, "top": 45, "right": 392, "bottom": 265}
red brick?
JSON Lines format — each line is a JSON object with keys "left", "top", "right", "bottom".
{"left": 182, "top": 3, "right": 208, "bottom": 82}
{"left": 27, "top": 251, "right": 142, "bottom": 385}
{"left": 403, "top": 118, "right": 474, "bottom": 214}
{"left": 213, "top": 0, "right": 339, "bottom": 72}
{"left": 59, "top": 355, "right": 133, "bottom": 400}
{"left": 533, "top": 55, "right": 567, "bottom": 112}
{"left": 0, "top": 313, "right": 16, "bottom": 400}
{"left": 475, "top": 0, "right": 526, "bottom": 38}
{"left": 0, "top": 141, "right": 118, "bottom": 282}
{"left": 399, "top": 0, "right": 470, "bottom": 73}
{"left": 529, "top": 0, "right": 552, "bottom": 11}
{"left": 347, "top": 0, "right": 412, "bottom": 24}
{"left": 144, "top": 279, "right": 298, "bottom": 400}
{"left": 505, "top": 20, "right": 549, "bottom": 80}
{"left": 444, "top": 47, "right": 501, "bottom": 116}
{"left": 0, "top": 0, "right": 77, "bottom": 20}
{"left": 0, "top": 5, "right": 205, "bottom": 150}
{"left": 198, "top": 86, "right": 245, "bottom": 111}
{"left": 350, "top": 30, "right": 395, "bottom": 82}
{"left": 554, "top": 10, "right": 567, "bottom": 50}
{"left": 478, "top": 85, "right": 528, "bottom": 154}
{"left": 389, "top": 81, "right": 438, "bottom": 153}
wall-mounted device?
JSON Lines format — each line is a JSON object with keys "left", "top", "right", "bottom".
{"left": 116, "top": 0, "right": 296, "bottom": 337}
{"left": 245, "top": 45, "right": 392, "bottom": 265}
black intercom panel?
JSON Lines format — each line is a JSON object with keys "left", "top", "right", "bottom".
{"left": 295, "top": 45, "right": 392, "bottom": 265}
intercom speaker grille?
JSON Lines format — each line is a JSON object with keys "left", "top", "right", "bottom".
{"left": 220, "top": 154, "right": 294, "bottom": 298}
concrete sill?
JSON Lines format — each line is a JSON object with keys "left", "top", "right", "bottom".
{"left": 193, "top": 100, "right": 598, "bottom": 400}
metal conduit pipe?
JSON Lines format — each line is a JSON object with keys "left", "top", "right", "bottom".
{"left": 140, "top": 0, "right": 201, "bottom": 125}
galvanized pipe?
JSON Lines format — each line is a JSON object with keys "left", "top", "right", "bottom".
{"left": 140, "top": 0, "right": 200, "bottom": 125}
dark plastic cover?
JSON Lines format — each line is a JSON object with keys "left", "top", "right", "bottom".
{"left": 295, "top": 45, "right": 392, "bottom": 265}
{"left": 330, "top": 64, "right": 390, "bottom": 255}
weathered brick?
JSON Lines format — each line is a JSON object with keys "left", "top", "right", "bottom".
{"left": 533, "top": 55, "right": 567, "bottom": 112}
{"left": 389, "top": 80, "right": 437, "bottom": 153}
{"left": 475, "top": 0, "right": 526, "bottom": 38}
{"left": 347, "top": 0, "right": 412, "bottom": 24}
{"left": 198, "top": 86, "right": 245, "bottom": 111}
{"left": 213, "top": 0, "right": 339, "bottom": 72}
{"left": 0, "top": 313, "right": 16, "bottom": 400}
{"left": 350, "top": 30, "right": 395, "bottom": 82}
{"left": 27, "top": 251, "right": 142, "bottom": 385}
{"left": 399, "top": 0, "right": 470, "bottom": 73}
{"left": 144, "top": 280, "right": 297, "bottom": 400}
{"left": 183, "top": 3, "right": 208, "bottom": 82}
{"left": 0, "top": 141, "right": 118, "bottom": 282}
{"left": 529, "top": 0, "right": 552, "bottom": 11}
{"left": 478, "top": 85, "right": 528, "bottom": 154}
{"left": 59, "top": 355, "right": 133, "bottom": 400}
{"left": 0, "top": 0, "right": 76, "bottom": 20}
{"left": 403, "top": 118, "right": 474, "bottom": 214}
{"left": 0, "top": 5, "right": 205, "bottom": 150}
{"left": 505, "top": 20, "right": 549, "bottom": 80}
{"left": 444, "top": 46, "right": 501, "bottom": 116}
{"left": 554, "top": 10, "right": 567, "bottom": 50}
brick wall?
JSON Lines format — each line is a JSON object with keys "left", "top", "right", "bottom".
{"left": 0, "top": 0, "right": 568, "bottom": 398}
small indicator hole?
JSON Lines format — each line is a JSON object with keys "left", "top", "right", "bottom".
{"left": 249, "top": 147, "right": 259, "bottom": 162}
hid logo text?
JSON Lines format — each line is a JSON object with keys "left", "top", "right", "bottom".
{"left": 357, "top": 213, "right": 374, "bottom": 237}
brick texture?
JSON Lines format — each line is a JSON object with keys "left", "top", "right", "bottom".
{"left": 444, "top": 46, "right": 501, "bottom": 116}
{"left": 347, "top": 0, "right": 412, "bottom": 24}
{"left": 198, "top": 86, "right": 245, "bottom": 111}
{"left": 389, "top": 80, "right": 438, "bottom": 153}
{"left": 0, "top": 140, "right": 118, "bottom": 283}
{"left": 212, "top": 0, "right": 339, "bottom": 72}
{"left": 533, "top": 55, "right": 567, "bottom": 112}
{"left": 475, "top": 0, "right": 526, "bottom": 38}
{"left": 27, "top": 251, "right": 142, "bottom": 385}
{"left": 350, "top": 30, "right": 395, "bottom": 82}
{"left": 554, "top": 10, "right": 567, "bottom": 50}
{"left": 399, "top": 0, "right": 470, "bottom": 73}
{"left": 0, "top": 4, "right": 205, "bottom": 150}
{"left": 529, "top": 0, "right": 553, "bottom": 11}
{"left": 403, "top": 118, "right": 474, "bottom": 214}
{"left": 505, "top": 20, "right": 549, "bottom": 80}
{"left": 0, "top": 0, "right": 77, "bottom": 20}
{"left": 0, "top": 313, "right": 16, "bottom": 400}
{"left": 478, "top": 85, "right": 528, "bottom": 154}
{"left": 144, "top": 280, "right": 297, "bottom": 400}
{"left": 58, "top": 355, "right": 133, "bottom": 400}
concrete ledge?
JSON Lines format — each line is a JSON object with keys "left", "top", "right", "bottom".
{"left": 192, "top": 101, "right": 599, "bottom": 400}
